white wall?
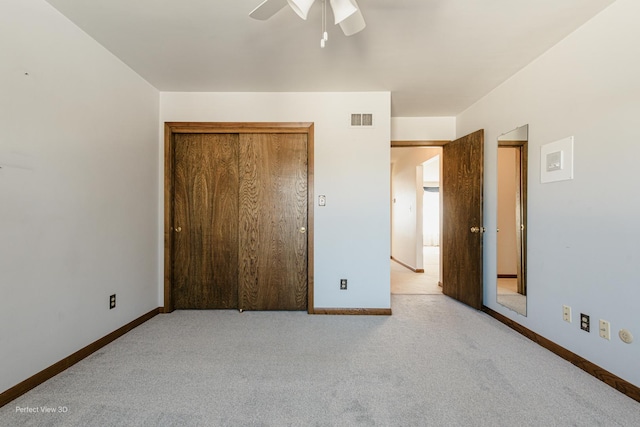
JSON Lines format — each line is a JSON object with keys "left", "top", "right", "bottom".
{"left": 160, "top": 92, "right": 391, "bottom": 309}
{"left": 457, "top": 0, "right": 640, "bottom": 387}
{"left": 391, "top": 117, "right": 456, "bottom": 141}
{"left": 0, "top": 0, "right": 159, "bottom": 394}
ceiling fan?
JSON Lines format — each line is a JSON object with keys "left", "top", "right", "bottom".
{"left": 249, "top": 0, "right": 366, "bottom": 37}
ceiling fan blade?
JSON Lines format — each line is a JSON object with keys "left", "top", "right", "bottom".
{"left": 339, "top": 5, "right": 365, "bottom": 36}
{"left": 329, "top": 0, "right": 357, "bottom": 25}
{"left": 249, "top": 0, "right": 288, "bottom": 20}
{"left": 288, "top": 0, "right": 316, "bottom": 20}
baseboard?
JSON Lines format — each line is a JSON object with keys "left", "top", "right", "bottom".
{"left": 391, "top": 257, "right": 424, "bottom": 273}
{"left": 312, "top": 308, "right": 392, "bottom": 315}
{"left": 482, "top": 306, "right": 640, "bottom": 403}
{"left": 0, "top": 307, "right": 160, "bottom": 408}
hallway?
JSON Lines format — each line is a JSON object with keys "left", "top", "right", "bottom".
{"left": 391, "top": 246, "right": 441, "bottom": 295}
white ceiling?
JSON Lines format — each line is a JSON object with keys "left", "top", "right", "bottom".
{"left": 45, "top": 0, "right": 614, "bottom": 117}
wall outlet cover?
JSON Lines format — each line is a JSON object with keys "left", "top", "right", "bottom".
{"left": 599, "top": 319, "right": 610, "bottom": 340}
{"left": 580, "top": 313, "right": 590, "bottom": 332}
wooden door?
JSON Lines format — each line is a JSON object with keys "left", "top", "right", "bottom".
{"left": 238, "top": 133, "right": 308, "bottom": 310}
{"left": 172, "top": 134, "right": 239, "bottom": 309}
{"left": 514, "top": 144, "right": 527, "bottom": 295}
{"left": 442, "top": 130, "right": 484, "bottom": 309}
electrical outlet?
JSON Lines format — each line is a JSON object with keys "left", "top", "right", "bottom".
{"left": 110, "top": 294, "right": 116, "bottom": 310}
{"left": 599, "top": 319, "right": 610, "bottom": 340}
{"left": 562, "top": 305, "right": 571, "bottom": 322}
{"left": 340, "top": 279, "right": 347, "bottom": 290}
{"left": 580, "top": 313, "right": 590, "bottom": 332}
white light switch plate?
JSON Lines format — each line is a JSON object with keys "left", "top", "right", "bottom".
{"left": 546, "top": 150, "right": 562, "bottom": 172}
{"left": 541, "top": 136, "right": 574, "bottom": 183}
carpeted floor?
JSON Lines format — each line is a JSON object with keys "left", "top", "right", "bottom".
{"left": 496, "top": 294, "right": 526, "bottom": 316}
{"left": 1, "top": 295, "right": 638, "bottom": 426}
{"left": 497, "top": 278, "right": 527, "bottom": 316}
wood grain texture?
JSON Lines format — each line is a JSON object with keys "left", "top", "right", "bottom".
{"left": 164, "top": 124, "right": 175, "bottom": 312}
{"left": 482, "top": 306, "right": 640, "bottom": 403}
{"left": 520, "top": 143, "right": 528, "bottom": 295}
{"left": 164, "top": 122, "right": 314, "bottom": 312}
{"left": 173, "top": 134, "right": 239, "bottom": 309}
{"left": 391, "top": 140, "right": 451, "bottom": 147}
{"left": 305, "top": 125, "right": 315, "bottom": 313}
{"left": 238, "top": 133, "right": 308, "bottom": 310}
{"left": 312, "top": 308, "right": 392, "bottom": 315}
{"left": 166, "top": 122, "right": 313, "bottom": 134}
{"left": 442, "top": 130, "right": 484, "bottom": 310}
{"left": 514, "top": 147, "right": 524, "bottom": 294}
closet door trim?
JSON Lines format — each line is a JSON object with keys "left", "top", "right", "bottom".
{"left": 163, "top": 122, "right": 315, "bottom": 313}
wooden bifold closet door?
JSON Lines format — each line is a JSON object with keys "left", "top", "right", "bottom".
{"left": 171, "top": 132, "right": 308, "bottom": 311}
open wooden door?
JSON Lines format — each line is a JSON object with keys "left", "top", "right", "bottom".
{"left": 442, "top": 130, "right": 484, "bottom": 309}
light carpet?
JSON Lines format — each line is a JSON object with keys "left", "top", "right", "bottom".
{"left": 1, "top": 296, "right": 638, "bottom": 426}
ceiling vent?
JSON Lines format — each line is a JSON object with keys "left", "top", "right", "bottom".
{"left": 351, "top": 113, "right": 373, "bottom": 127}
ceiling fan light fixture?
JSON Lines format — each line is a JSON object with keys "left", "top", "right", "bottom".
{"left": 287, "top": 0, "right": 316, "bottom": 20}
{"left": 249, "top": 0, "right": 366, "bottom": 44}
{"left": 338, "top": 2, "right": 365, "bottom": 36}
{"left": 329, "top": 0, "right": 358, "bottom": 25}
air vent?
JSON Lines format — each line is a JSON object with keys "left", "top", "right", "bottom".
{"left": 350, "top": 113, "right": 373, "bottom": 127}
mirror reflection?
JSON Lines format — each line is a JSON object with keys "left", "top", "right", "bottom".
{"left": 497, "top": 125, "right": 528, "bottom": 316}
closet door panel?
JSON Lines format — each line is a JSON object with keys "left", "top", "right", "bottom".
{"left": 238, "top": 133, "right": 308, "bottom": 310}
{"left": 172, "top": 133, "right": 239, "bottom": 309}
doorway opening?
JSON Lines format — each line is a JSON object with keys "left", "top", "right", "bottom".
{"left": 390, "top": 144, "right": 443, "bottom": 295}
{"left": 390, "top": 130, "right": 484, "bottom": 310}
